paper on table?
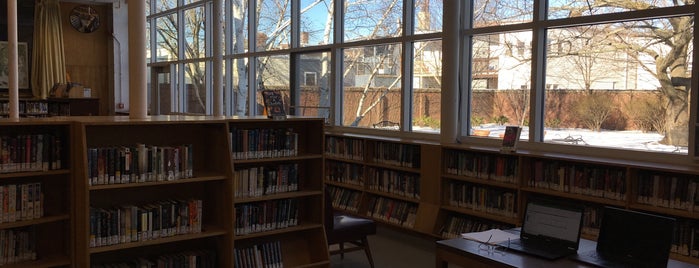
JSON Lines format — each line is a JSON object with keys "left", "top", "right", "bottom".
{"left": 461, "top": 229, "right": 520, "bottom": 245}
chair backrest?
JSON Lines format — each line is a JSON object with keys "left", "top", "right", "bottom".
{"left": 324, "top": 187, "right": 334, "bottom": 231}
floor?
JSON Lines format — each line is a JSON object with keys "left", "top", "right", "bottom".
{"left": 329, "top": 226, "right": 442, "bottom": 268}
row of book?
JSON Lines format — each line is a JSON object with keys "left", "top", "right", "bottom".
{"left": 233, "top": 164, "right": 299, "bottom": 198}
{"left": 91, "top": 250, "right": 217, "bottom": 268}
{"left": 367, "top": 168, "right": 420, "bottom": 199}
{"left": 87, "top": 144, "right": 194, "bottom": 186}
{"left": 582, "top": 206, "right": 602, "bottom": 237}
{"left": 366, "top": 196, "right": 417, "bottom": 228}
{"left": 0, "top": 227, "right": 36, "bottom": 266}
{"left": 672, "top": 220, "right": 699, "bottom": 258}
{"left": 234, "top": 241, "right": 283, "bottom": 268}
{"left": 443, "top": 151, "right": 518, "bottom": 184}
{"left": 0, "top": 133, "right": 63, "bottom": 173}
{"left": 325, "top": 136, "right": 364, "bottom": 161}
{"left": 89, "top": 199, "right": 203, "bottom": 248}
{"left": 229, "top": 128, "right": 298, "bottom": 160}
{"left": 372, "top": 141, "right": 420, "bottom": 168}
{"left": 325, "top": 161, "right": 364, "bottom": 186}
{"left": 0, "top": 182, "right": 43, "bottom": 223}
{"left": 529, "top": 161, "right": 626, "bottom": 200}
{"left": 327, "top": 186, "right": 361, "bottom": 212}
{"left": 440, "top": 214, "right": 513, "bottom": 239}
{"left": 0, "top": 101, "right": 48, "bottom": 116}
{"left": 446, "top": 181, "right": 517, "bottom": 218}
{"left": 636, "top": 173, "right": 698, "bottom": 212}
{"left": 234, "top": 199, "right": 298, "bottom": 235}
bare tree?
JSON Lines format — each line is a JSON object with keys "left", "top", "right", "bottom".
{"left": 558, "top": 1, "right": 693, "bottom": 145}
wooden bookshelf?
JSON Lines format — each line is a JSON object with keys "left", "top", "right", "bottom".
{"left": 0, "top": 119, "right": 73, "bottom": 267}
{"left": 229, "top": 117, "right": 330, "bottom": 268}
{"left": 436, "top": 144, "right": 699, "bottom": 265}
{"left": 73, "top": 117, "right": 232, "bottom": 267}
{"left": 323, "top": 133, "right": 699, "bottom": 265}
{"left": 323, "top": 133, "right": 441, "bottom": 237}
{"left": 70, "top": 116, "right": 329, "bottom": 268}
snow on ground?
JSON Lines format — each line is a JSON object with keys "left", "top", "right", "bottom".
{"left": 413, "top": 124, "right": 688, "bottom": 154}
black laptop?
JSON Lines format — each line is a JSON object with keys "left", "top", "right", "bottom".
{"left": 570, "top": 206, "right": 676, "bottom": 268}
{"left": 498, "top": 199, "right": 584, "bottom": 260}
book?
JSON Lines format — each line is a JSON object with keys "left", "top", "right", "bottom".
{"left": 261, "top": 90, "right": 287, "bottom": 120}
{"left": 500, "top": 126, "right": 522, "bottom": 153}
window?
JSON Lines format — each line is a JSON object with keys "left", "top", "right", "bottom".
{"left": 147, "top": 0, "right": 443, "bottom": 131}
{"left": 343, "top": 44, "right": 403, "bottom": 129}
{"left": 461, "top": 0, "right": 693, "bottom": 155}
{"left": 304, "top": 72, "right": 317, "bottom": 86}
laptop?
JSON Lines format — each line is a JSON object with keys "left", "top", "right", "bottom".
{"left": 570, "top": 206, "right": 676, "bottom": 268}
{"left": 498, "top": 198, "right": 584, "bottom": 260}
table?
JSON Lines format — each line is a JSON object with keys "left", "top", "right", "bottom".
{"left": 436, "top": 236, "right": 699, "bottom": 268}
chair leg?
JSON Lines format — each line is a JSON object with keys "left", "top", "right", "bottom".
{"left": 362, "top": 237, "right": 375, "bottom": 268}
{"left": 339, "top": 242, "right": 344, "bottom": 259}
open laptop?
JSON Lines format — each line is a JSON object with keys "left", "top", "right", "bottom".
{"left": 570, "top": 206, "right": 676, "bottom": 268}
{"left": 498, "top": 198, "right": 584, "bottom": 260}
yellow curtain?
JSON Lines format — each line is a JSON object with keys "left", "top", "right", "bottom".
{"left": 31, "top": 0, "right": 66, "bottom": 99}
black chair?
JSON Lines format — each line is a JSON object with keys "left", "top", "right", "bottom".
{"left": 324, "top": 188, "right": 376, "bottom": 268}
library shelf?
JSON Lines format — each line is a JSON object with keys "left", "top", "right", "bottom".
{"left": 229, "top": 117, "right": 329, "bottom": 268}
{"left": 323, "top": 131, "right": 699, "bottom": 265}
{"left": 73, "top": 117, "right": 233, "bottom": 267}
{"left": 0, "top": 116, "right": 330, "bottom": 267}
{"left": 323, "top": 133, "right": 441, "bottom": 236}
{"left": 65, "top": 115, "right": 329, "bottom": 268}
{"left": 436, "top": 144, "right": 699, "bottom": 265}
{"left": 0, "top": 119, "right": 72, "bottom": 267}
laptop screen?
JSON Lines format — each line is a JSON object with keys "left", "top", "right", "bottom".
{"left": 596, "top": 206, "right": 676, "bottom": 265}
{"left": 521, "top": 201, "right": 583, "bottom": 244}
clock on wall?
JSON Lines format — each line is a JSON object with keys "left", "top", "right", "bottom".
{"left": 69, "top": 5, "right": 100, "bottom": 33}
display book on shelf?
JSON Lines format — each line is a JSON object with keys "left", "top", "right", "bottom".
{"left": 0, "top": 119, "right": 72, "bottom": 267}
{"left": 261, "top": 90, "right": 287, "bottom": 120}
{"left": 71, "top": 116, "right": 329, "bottom": 268}
{"left": 323, "top": 133, "right": 441, "bottom": 235}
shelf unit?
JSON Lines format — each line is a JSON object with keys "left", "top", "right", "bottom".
{"left": 438, "top": 144, "right": 699, "bottom": 265}
{"left": 0, "top": 100, "right": 49, "bottom": 118}
{"left": 229, "top": 118, "right": 330, "bottom": 268}
{"left": 73, "top": 117, "right": 231, "bottom": 267}
{"left": 323, "top": 132, "right": 699, "bottom": 265}
{"left": 0, "top": 119, "right": 73, "bottom": 267}
{"left": 71, "top": 116, "right": 329, "bottom": 268}
{"left": 323, "top": 133, "right": 441, "bottom": 236}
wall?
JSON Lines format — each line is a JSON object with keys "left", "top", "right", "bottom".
{"left": 61, "top": 2, "right": 111, "bottom": 115}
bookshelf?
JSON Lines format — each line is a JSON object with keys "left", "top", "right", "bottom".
{"left": 435, "top": 144, "right": 699, "bottom": 265}
{"left": 0, "top": 119, "right": 73, "bottom": 267}
{"left": 323, "top": 133, "right": 441, "bottom": 236}
{"left": 73, "top": 117, "right": 231, "bottom": 267}
{"left": 72, "top": 116, "right": 329, "bottom": 268}
{"left": 0, "top": 100, "right": 49, "bottom": 118}
{"left": 322, "top": 133, "right": 699, "bottom": 265}
{"left": 229, "top": 118, "right": 330, "bottom": 268}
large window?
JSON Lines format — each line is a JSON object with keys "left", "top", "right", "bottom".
{"left": 463, "top": 0, "right": 694, "bottom": 155}
{"left": 149, "top": 0, "right": 444, "bottom": 131}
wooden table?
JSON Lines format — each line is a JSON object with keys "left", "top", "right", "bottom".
{"left": 436, "top": 236, "right": 699, "bottom": 268}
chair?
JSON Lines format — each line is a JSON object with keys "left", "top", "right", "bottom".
{"left": 324, "top": 188, "right": 376, "bottom": 268}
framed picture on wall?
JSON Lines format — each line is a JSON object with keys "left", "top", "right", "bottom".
{"left": 0, "top": 41, "right": 29, "bottom": 89}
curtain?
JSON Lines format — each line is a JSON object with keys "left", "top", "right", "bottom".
{"left": 31, "top": 0, "right": 66, "bottom": 99}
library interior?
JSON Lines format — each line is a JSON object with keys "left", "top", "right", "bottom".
{"left": 1, "top": 0, "right": 699, "bottom": 267}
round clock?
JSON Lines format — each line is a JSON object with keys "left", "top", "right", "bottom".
{"left": 69, "top": 5, "right": 100, "bottom": 33}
